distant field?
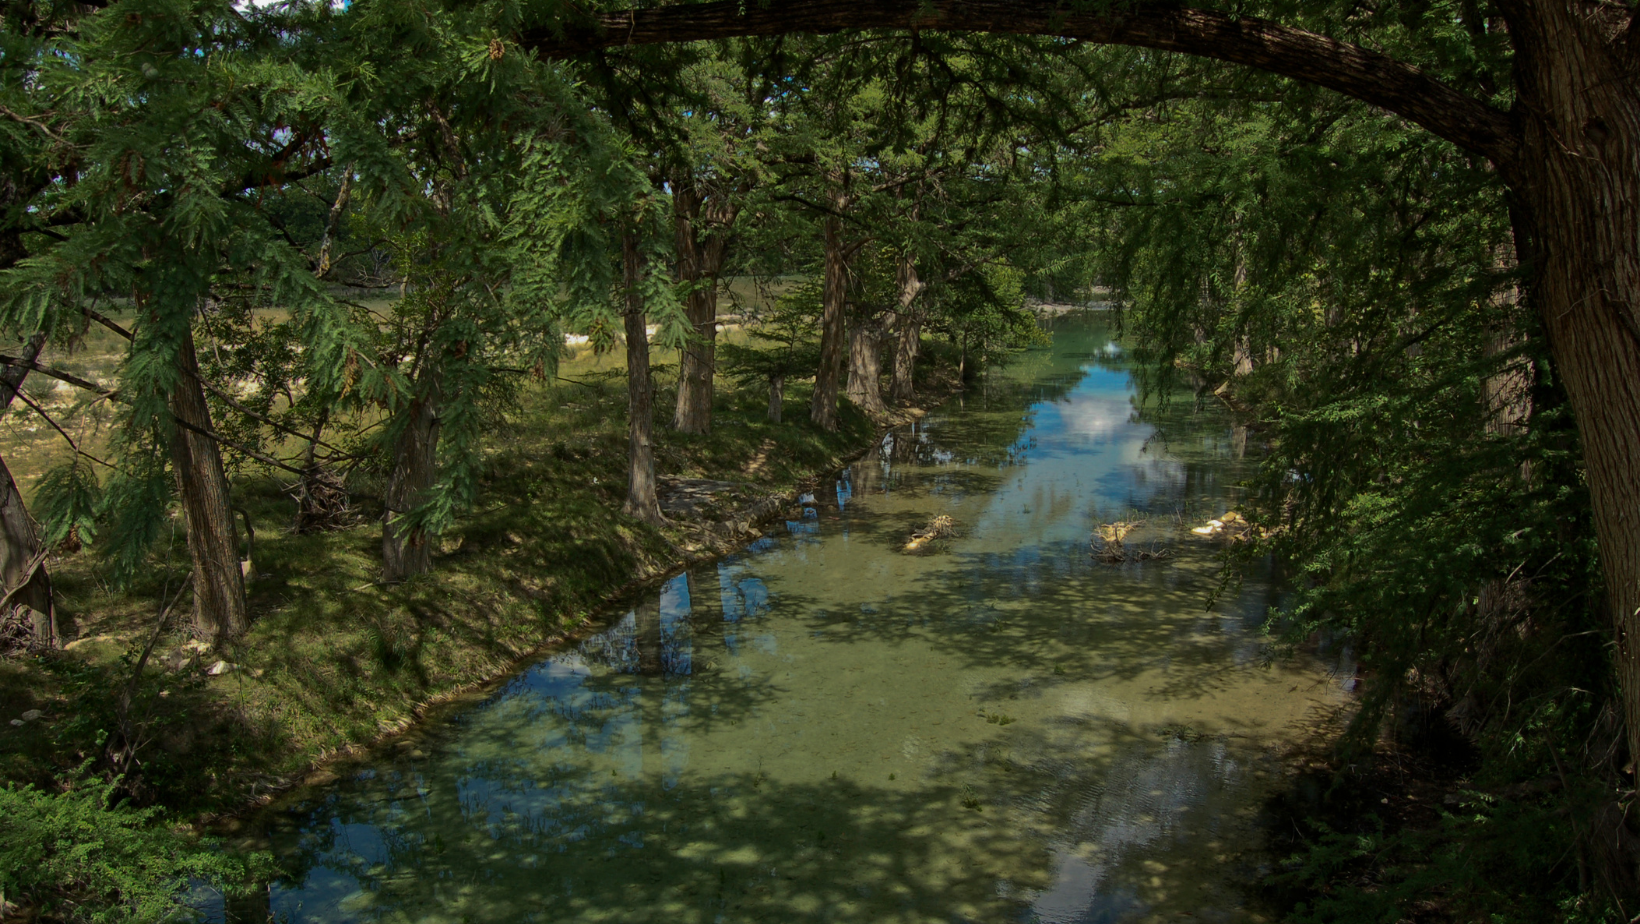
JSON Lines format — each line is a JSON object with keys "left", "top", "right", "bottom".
{"left": 0, "top": 276, "right": 804, "bottom": 498}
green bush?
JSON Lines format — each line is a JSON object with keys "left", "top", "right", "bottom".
{"left": 0, "top": 772, "right": 262, "bottom": 923}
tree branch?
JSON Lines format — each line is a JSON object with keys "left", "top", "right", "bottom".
{"left": 13, "top": 390, "right": 116, "bottom": 469}
{"left": 0, "top": 354, "right": 116, "bottom": 398}
{"left": 522, "top": 0, "right": 1520, "bottom": 169}
{"left": 0, "top": 355, "right": 311, "bottom": 476}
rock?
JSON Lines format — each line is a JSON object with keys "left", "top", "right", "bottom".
{"left": 8, "top": 719, "right": 21, "bottom": 727}
{"left": 206, "top": 659, "right": 236, "bottom": 676}
{"left": 20, "top": 709, "right": 41, "bottom": 721}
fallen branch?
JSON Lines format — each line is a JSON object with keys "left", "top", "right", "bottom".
{"left": 904, "top": 515, "right": 956, "bottom": 552}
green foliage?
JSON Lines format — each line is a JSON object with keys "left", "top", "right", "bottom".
{"left": 717, "top": 282, "right": 824, "bottom": 386}
{"left": 32, "top": 460, "right": 102, "bottom": 548}
{"left": 925, "top": 259, "right": 1048, "bottom": 370}
{"left": 0, "top": 768, "right": 266, "bottom": 923}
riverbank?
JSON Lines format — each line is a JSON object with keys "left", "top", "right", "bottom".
{"left": 0, "top": 352, "right": 961, "bottom": 826}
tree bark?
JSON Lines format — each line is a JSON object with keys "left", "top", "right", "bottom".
{"left": 169, "top": 328, "right": 248, "bottom": 643}
{"left": 1482, "top": 243, "right": 1531, "bottom": 439}
{"left": 1496, "top": 1, "right": 1640, "bottom": 765}
{"left": 846, "top": 322, "right": 887, "bottom": 416}
{"left": 381, "top": 369, "right": 441, "bottom": 583}
{"left": 671, "top": 180, "right": 742, "bottom": 435}
{"left": 810, "top": 197, "right": 851, "bottom": 431}
{"left": 767, "top": 374, "right": 785, "bottom": 423}
{"left": 623, "top": 232, "right": 664, "bottom": 525}
{"left": 891, "top": 254, "right": 924, "bottom": 404}
{"left": 0, "top": 332, "right": 55, "bottom": 648}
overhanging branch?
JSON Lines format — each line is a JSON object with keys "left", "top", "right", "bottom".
{"left": 522, "top": 0, "right": 1520, "bottom": 169}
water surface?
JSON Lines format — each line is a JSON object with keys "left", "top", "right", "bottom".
{"left": 257, "top": 316, "right": 1343, "bottom": 924}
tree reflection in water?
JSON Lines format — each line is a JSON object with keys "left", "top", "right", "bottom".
{"left": 253, "top": 316, "right": 1343, "bottom": 924}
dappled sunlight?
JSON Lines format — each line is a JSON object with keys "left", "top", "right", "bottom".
{"left": 256, "top": 317, "right": 1340, "bottom": 923}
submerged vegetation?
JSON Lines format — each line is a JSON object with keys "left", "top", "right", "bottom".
{"left": 1, "top": 0, "right": 1638, "bottom": 920}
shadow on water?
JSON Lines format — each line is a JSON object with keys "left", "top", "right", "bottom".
{"left": 252, "top": 722, "right": 1281, "bottom": 924}
{"left": 240, "top": 315, "right": 1344, "bottom": 924}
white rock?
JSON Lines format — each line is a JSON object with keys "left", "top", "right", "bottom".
{"left": 20, "top": 709, "right": 41, "bottom": 721}
{"left": 9, "top": 719, "right": 22, "bottom": 727}
{"left": 206, "top": 660, "right": 236, "bottom": 676}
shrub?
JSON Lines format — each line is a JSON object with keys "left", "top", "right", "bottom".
{"left": 0, "top": 771, "right": 263, "bottom": 923}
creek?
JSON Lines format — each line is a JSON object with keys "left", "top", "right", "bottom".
{"left": 243, "top": 314, "right": 1347, "bottom": 924}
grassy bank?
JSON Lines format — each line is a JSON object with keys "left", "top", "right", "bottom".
{"left": 0, "top": 340, "right": 952, "bottom": 825}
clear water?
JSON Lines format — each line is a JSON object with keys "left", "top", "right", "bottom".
{"left": 251, "top": 316, "right": 1345, "bottom": 924}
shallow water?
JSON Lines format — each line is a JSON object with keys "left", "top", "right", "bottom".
{"left": 252, "top": 316, "right": 1345, "bottom": 924}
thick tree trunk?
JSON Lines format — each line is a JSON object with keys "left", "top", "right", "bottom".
{"left": 169, "top": 328, "right": 248, "bottom": 643}
{"left": 381, "top": 370, "right": 441, "bottom": 583}
{"left": 671, "top": 182, "right": 742, "bottom": 435}
{"left": 845, "top": 322, "right": 887, "bottom": 416}
{"left": 1500, "top": 3, "right": 1640, "bottom": 766}
{"left": 623, "top": 232, "right": 664, "bottom": 525}
{"left": 672, "top": 274, "right": 720, "bottom": 435}
{"left": 1482, "top": 244, "right": 1531, "bottom": 439}
{"left": 0, "top": 333, "right": 55, "bottom": 648}
{"left": 891, "top": 255, "right": 924, "bottom": 404}
{"left": 810, "top": 204, "right": 850, "bottom": 431}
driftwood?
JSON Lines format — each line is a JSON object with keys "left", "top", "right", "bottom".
{"left": 904, "top": 515, "right": 956, "bottom": 552}
{"left": 1092, "top": 520, "right": 1171, "bottom": 564}
{"left": 1189, "top": 510, "right": 1259, "bottom": 541}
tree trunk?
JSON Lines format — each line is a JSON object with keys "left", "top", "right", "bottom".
{"left": 891, "top": 255, "right": 924, "bottom": 404}
{"left": 381, "top": 370, "right": 441, "bottom": 583}
{"left": 767, "top": 375, "right": 785, "bottom": 423}
{"left": 0, "top": 332, "right": 55, "bottom": 648}
{"left": 810, "top": 202, "right": 850, "bottom": 431}
{"left": 169, "top": 328, "right": 248, "bottom": 643}
{"left": 623, "top": 232, "right": 664, "bottom": 525}
{"left": 1500, "top": 3, "right": 1640, "bottom": 767}
{"left": 671, "top": 181, "right": 742, "bottom": 435}
{"left": 846, "top": 322, "right": 887, "bottom": 416}
{"left": 1482, "top": 243, "right": 1531, "bottom": 439}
